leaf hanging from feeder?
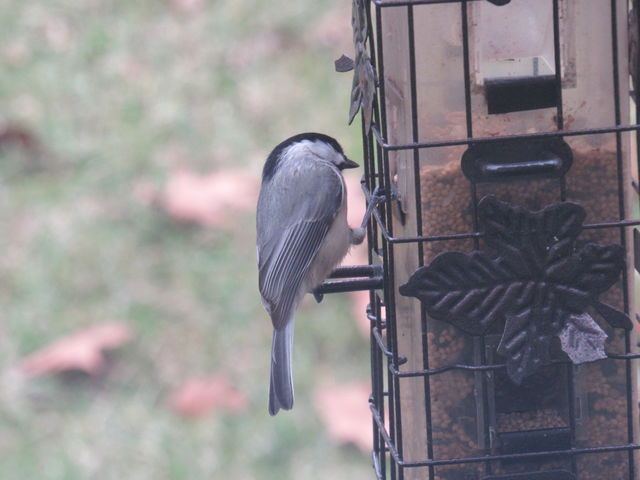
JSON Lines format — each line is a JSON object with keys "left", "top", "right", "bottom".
{"left": 346, "top": 0, "right": 376, "bottom": 133}
{"left": 558, "top": 313, "right": 608, "bottom": 364}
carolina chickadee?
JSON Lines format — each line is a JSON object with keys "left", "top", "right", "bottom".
{"left": 256, "top": 133, "right": 367, "bottom": 415}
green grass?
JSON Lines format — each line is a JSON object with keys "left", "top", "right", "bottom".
{"left": 0, "top": 1, "right": 370, "bottom": 479}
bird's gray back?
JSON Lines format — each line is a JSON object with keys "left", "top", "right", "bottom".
{"left": 256, "top": 153, "right": 344, "bottom": 328}
{"left": 257, "top": 155, "right": 343, "bottom": 263}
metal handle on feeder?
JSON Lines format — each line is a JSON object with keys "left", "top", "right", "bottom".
{"left": 481, "top": 157, "right": 562, "bottom": 177}
{"left": 461, "top": 138, "right": 573, "bottom": 183}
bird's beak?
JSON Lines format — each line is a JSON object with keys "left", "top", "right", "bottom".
{"left": 342, "top": 158, "right": 360, "bottom": 169}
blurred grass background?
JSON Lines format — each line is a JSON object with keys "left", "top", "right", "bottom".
{"left": 0, "top": 0, "right": 371, "bottom": 478}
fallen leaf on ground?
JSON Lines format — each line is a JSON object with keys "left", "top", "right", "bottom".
{"left": 18, "top": 322, "right": 133, "bottom": 376}
{"left": 138, "top": 168, "right": 259, "bottom": 228}
{"left": 309, "top": 2, "right": 352, "bottom": 51}
{"left": 314, "top": 381, "right": 372, "bottom": 452}
{"left": 349, "top": 290, "right": 371, "bottom": 337}
{"left": 170, "top": 0, "right": 205, "bottom": 14}
{"left": 169, "top": 374, "right": 248, "bottom": 418}
{"left": 0, "top": 125, "right": 43, "bottom": 168}
{"left": 341, "top": 245, "right": 371, "bottom": 337}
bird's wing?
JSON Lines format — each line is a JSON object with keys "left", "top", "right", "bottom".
{"left": 257, "top": 161, "right": 343, "bottom": 330}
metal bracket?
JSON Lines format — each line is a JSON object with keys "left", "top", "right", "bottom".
{"left": 462, "top": 138, "right": 572, "bottom": 184}
{"left": 485, "top": 75, "right": 559, "bottom": 114}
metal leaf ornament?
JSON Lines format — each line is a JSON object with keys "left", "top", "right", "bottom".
{"left": 348, "top": 0, "right": 376, "bottom": 133}
{"left": 399, "top": 196, "right": 631, "bottom": 384}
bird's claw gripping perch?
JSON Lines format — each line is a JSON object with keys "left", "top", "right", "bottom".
{"left": 360, "top": 185, "right": 385, "bottom": 229}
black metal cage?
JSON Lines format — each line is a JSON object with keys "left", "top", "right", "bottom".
{"left": 348, "top": 0, "right": 640, "bottom": 479}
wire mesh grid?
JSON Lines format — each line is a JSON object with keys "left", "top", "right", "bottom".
{"left": 359, "top": 0, "right": 640, "bottom": 479}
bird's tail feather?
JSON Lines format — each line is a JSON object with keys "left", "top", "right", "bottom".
{"left": 268, "top": 320, "right": 294, "bottom": 415}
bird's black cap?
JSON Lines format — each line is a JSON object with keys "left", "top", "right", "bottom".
{"left": 262, "top": 133, "right": 345, "bottom": 181}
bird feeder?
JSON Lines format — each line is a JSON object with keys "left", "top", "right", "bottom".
{"left": 342, "top": 0, "right": 640, "bottom": 478}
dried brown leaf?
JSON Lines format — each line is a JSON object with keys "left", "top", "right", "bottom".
{"left": 0, "top": 125, "right": 41, "bottom": 157}
{"left": 18, "top": 322, "right": 133, "bottom": 376}
{"left": 148, "top": 168, "right": 259, "bottom": 228}
{"left": 169, "top": 374, "right": 248, "bottom": 418}
{"left": 309, "top": 3, "right": 352, "bottom": 51}
{"left": 313, "top": 381, "right": 372, "bottom": 452}
{"left": 170, "top": 0, "right": 205, "bottom": 14}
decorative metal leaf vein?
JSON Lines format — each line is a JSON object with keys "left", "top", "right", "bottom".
{"left": 399, "top": 196, "right": 630, "bottom": 384}
{"left": 347, "top": 0, "right": 376, "bottom": 133}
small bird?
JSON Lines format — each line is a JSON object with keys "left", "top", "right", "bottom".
{"left": 256, "top": 132, "right": 368, "bottom": 415}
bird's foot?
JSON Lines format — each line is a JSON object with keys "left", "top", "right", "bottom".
{"left": 358, "top": 186, "right": 385, "bottom": 230}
